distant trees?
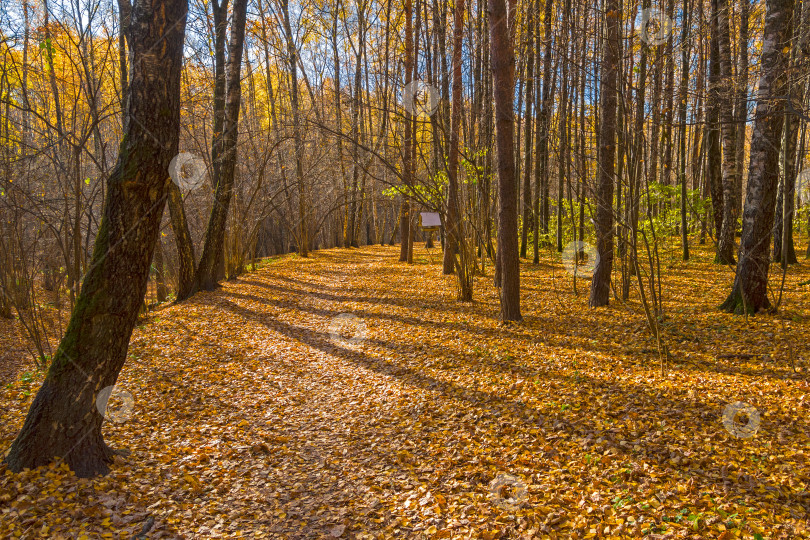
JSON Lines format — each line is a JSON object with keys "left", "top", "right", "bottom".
{"left": 1, "top": 0, "right": 809, "bottom": 386}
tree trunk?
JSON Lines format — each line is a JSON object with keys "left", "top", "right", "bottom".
{"left": 679, "top": 0, "right": 692, "bottom": 260}
{"left": 195, "top": 0, "right": 249, "bottom": 290}
{"left": 167, "top": 183, "right": 195, "bottom": 301}
{"left": 400, "top": 0, "right": 416, "bottom": 264}
{"left": 556, "top": 0, "right": 570, "bottom": 254}
{"left": 715, "top": 0, "right": 738, "bottom": 264}
{"left": 626, "top": 0, "right": 649, "bottom": 298}
{"left": 589, "top": 0, "right": 619, "bottom": 307}
{"left": 777, "top": 0, "right": 805, "bottom": 266}
{"left": 488, "top": 0, "right": 521, "bottom": 322}
{"left": 721, "top": 0, "right": 794, "bottom": 314}
{"left": 281, "top": 0, "right": 308, "bottom": 256}
{"left": 519, "top": 3, "right": 534, "bottom": 259}
{"left": 734, "top": 0, "right": 749, "bottom": 230}
{"left": 533, "top": 0, "right": 553, "bottom": 264}
{"left": 447, "top": 0, "right": 472, "bottom": 299}
{"left": 4, "top": 0, "right": 186, "bottom": 477}
{"left": 707, "top": 5, "right": 724, "bottom": 243}
{"left": 348, "top": 6, "right": 366, "bottom": 249}
{"left": 155, "top": 238, "right": 167, "bottom": 302}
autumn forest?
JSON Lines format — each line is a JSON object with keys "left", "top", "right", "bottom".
{"left": 0, "top": 0, "right": 809, "bottom": 536}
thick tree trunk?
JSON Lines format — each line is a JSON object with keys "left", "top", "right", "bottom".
{"left": 195, "top": 0, "right": 249, "bottom": 289}
{"left": 721, "top": 0, "right": 794, "bottom": 314}
{"left": 4, "top": 0, "right": 186, "bottom": 477}
{"left": 589, "top": 0, "right": 619, "bottom": 307}
{"left": 489, "top": 0, "right": 521, "bottom": 322}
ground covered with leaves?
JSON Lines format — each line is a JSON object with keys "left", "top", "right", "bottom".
{"left": 1, "top": 243, "right": 809, "bottom": 539}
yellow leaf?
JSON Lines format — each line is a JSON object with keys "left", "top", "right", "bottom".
{"left": 183, "top": 473, "right": 201, "bottom": 489}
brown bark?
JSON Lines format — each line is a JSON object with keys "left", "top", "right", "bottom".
{"left": 519, "top": 3, "right": 534, "bottom": 259}
{"left": 626, "top": 0, "right": 649, "bottom": 298}
{"left": 446, "top": 0, "right": 471, "bottom": 300}
{"left": 707, "top": 3, "right": 724, "bottom": 243}
{"left": 775, "top": 0, "right": 805, "bottom": 266}
{"left": 4, "top": 0, "right": 187, "bottom": 477}
{"left": 589, "top": 0, "right": 620, "bottom": 307}
{"left": 734, "top": 0, "right": 749, "bottom": 227}
{"left": 721, "top": 0, "right": 794, "bottom": 314}
{"left": 715, "top": 0, "right": 738, "bottom": 264}
{"left": 195, "top": 0, "right": 250, "bottom": 290}
{"left": 167, "top": 182, "right": 195, "bottom": 300}
{"left": 400, "top": 0, "right": 415, "bottom": 264}
{"left": 155, "top": 238, "right": 167, "bottom": 302}
{"left": 488, "top": 0, "right": 521, "bottom": 321}
{"left": 533, "top": 0, "right": 553, "bottom": 264}
{"left": 678, "top": 0, "right": 692, "bottom": 260}
{"left": 556, "top": 0, "right": 570, "bottom": 253}
{"left": 280, "top": 0, "right": 309, "bottom": 256}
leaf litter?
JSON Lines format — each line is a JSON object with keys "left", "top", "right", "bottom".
{"left": 1, "top": 244, "right": 809, "bottom": 538}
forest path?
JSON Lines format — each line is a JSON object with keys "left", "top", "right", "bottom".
{"left": 1, "top": 245, "right": 809, "bottom": 538}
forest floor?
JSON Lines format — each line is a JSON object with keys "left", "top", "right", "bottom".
{"left": 1, "top": 242, "right": 809, "bottom": 539}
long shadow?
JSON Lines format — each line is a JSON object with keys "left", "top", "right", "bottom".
{"left": 234, "top": 279, "right": 478, "bottom": 313}
{"left": 212, "top": 296, "right": 810, "bottom": 513}
{"left": 237, "top": 264, "right": 807, "bottom": 385}
{"left": 219, "top": 290, "right": 546, "bottom": 346}
{"left": 686, "top": 358, "right": 809, "bottom": 383}
{"left": 220, "top": 288, "right": 694, "bottom": 374}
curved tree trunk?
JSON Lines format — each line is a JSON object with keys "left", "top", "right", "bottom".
{"left": 4, "top": 0, "right": 186, "bottom": 477}
{"left": 195, "top": 0, "right": 250, "bottom": 290}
